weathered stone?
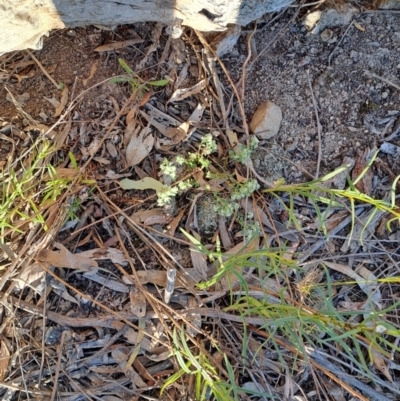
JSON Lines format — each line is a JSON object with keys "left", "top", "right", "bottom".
{"left": 250, "top": 101, "right": 282, "bottom": 140}
{"left": 1, "top": 0, "right": 295, "bottom": 55}
{"left": 309, "top": 6, "right": 358, "bottom": 35}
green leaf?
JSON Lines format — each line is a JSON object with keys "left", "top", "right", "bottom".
{"left": 118, "top": 58, "right": 133, "bottom": 75}
{"left": 110, "top": 77, "right": 130, "bottom": 84}
{"left": 68, "top": 151, "right": 78, "bottom": 170}
{"left": 147, "top": 78, "right": 169, "bottom": 87}
{"left": 320, "top": 163, "right": 352, "bottom": 182}
{"left": 119, "top": 177, "right": 164, "bottom": 193}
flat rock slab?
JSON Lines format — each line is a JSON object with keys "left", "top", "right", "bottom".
{"left": 1, "top": 0, "right": 295, "bottom": 54}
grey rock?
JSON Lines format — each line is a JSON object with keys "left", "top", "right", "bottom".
{"left": 309, "top": 6, "right": 358, "bottom": 35}
{"left": 1, "top": 0, "right": 296, "bottom": 55}
{"left": 211, "top": 24, "right": 241, "bottom": 57}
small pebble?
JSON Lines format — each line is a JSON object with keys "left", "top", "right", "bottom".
{"left": 320, "top": 29, "right": 333, "bottom": 42}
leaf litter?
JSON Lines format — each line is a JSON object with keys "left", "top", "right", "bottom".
{"left": 1, "top": 6, "right": 400, "bottom": 401}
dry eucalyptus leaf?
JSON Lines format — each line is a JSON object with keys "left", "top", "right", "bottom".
{"left": 168, "top": 79, "right": 207, "bottom": 103}
{"left": 37, "top": 242, "right": 97, "bottom": 270}
{"left": 164, "top": 121, "right": 190, "bottom": 144}
{"left": 131, "top": 208, "right": 170, "bottom": 225}
{"left": 188, "top": 103, "right": 205, "bottom": 124}
{"left": 83, "top": 60, "right": 99, "bottom": 86}
{"left": 126, "top": 125, "right": 154, "bottom": 166}
{"left": 83, "top": 271, "right": 129, "bottom": 293}
{"left": 372, "top": 349, "right": 393, "bottom": 382}
{"left": 119, "top": 177, "right": 163, "bottom": 193}
{"left": 44, "top": 96, "right": 60, "bottom": 109}
{"left": 122, "top": 268, "right": 202, "bottom": 287}
{"left": 190, "top": 249, "right": 208, "bottom": 281}
{"left": 324, "top": 261, "right": 382, "bottom": 309}
{"left": 79, "top": 247, "right": 128, "bottom": 266}
{"left": 130, "top": 288, "right": 147, "bottom": 317}
{"left": 54, "top": 86, "right": 69, "bottom": 117}
{"left": 0, "top": 341, "right": 10, "bottom": 381}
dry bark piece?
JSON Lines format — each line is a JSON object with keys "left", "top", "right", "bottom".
{"left": 250, "top": 101, "right": 282, "bottom": 140}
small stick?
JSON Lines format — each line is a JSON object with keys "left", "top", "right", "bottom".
{"left": 26, "top": 49, "right": 60, "bottom": 90}
{"left": 328, "top": 20, "right": 354, "bottom": 67}
{"left": 364, "top": 70, "right": 400, "bottom": 92}
{"left": 49, "top": 331, "right": 66, "bottom": 401}
{"left": 307, "top": 70, "right": 322, "bottom": 179}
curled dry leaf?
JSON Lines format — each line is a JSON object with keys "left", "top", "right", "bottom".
{"left": 126, "top": 124, "right": 154, "bottom": 167}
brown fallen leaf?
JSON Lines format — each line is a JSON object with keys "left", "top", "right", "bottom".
{"left": 122, "top": 268, "right": 202, "bottom": 287}
{"left": 37, "top": 242, "right": 97, "bottom": 270}
{"left": 131, "top": 208, "right": 171, "bottom": 225}
{"left": 78, "top": 247, "right": 128, "bottom": 266}
{"left": 130, "top": 288, "right": 147, "bottom": 317}
{"left": 163, "top": 121, "right": 189, "bottom": 144}
{"left": 0, "top": 341, "right": 10, "bottom": 381}
{"left": 372, "top": 349, "right": 393, "bottom": 382}
{"left": 221, "top": 236, "right": 260, "bottom": 289}
{"left": 54, "top": 86, "right": 69, "bottom": 117}
{"left": 167, "top": 208, "right": 186, "bottom": 236}
{"left": 126, "top": 124, "right": 154, "bottom": 167}
{"left": 323, "top": 261, "right": 382, "bottom": 309}
{"left": 83, "top": 60, "right": 99, "bottom": 86}
{"left": 190, "top": 248, "right": 208, "bottom": 281}
{"left": 219, "top": 216, "right": 233, "bottom": 250}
